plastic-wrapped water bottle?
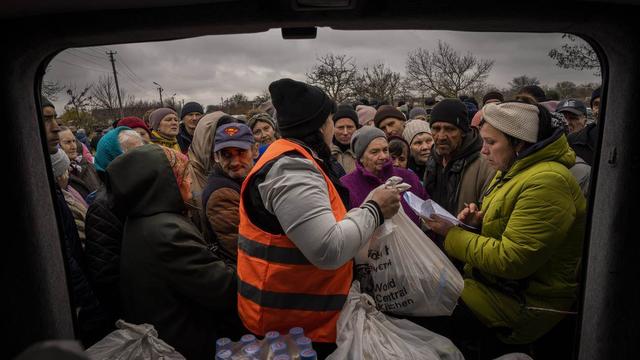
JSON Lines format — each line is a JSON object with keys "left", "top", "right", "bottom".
{"left": 273, "top": 355, "right": 291, "bottom": 360}
{"left": 265, "top": 330, "right": 280, "bottom": 344}
{"left": 241, "top": 343, "right": 261, "bottom": 359}
{"left": 215, "top": 348, "right": 233, "bottom": 360}
{"left": 299, "top": 349, "right": 317, "bottom": 360}
{"left": 270, "top": 340, "right": 288, "bottom": 357}
{"left": 295, "top": 336, "right": 312, "bottom": 351}
{"left": 288, "top": 327, "right": 304, "bottom": 340}
{"left": 240, "top": 334, "right": 257, "bottom": 346}
{"left": 216, "top": 337, "right": 232, "bottom": 352}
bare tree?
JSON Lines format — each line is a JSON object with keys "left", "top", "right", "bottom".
{"left": 549, "top": 34, "right": 600, "bottom": 76}
{"left": 406, "top": 40, "right": 494, "bottom": 98}
{"left": 253, "top": 89, "right": 271, "bottom": 105}
{"left": 353, "top": 62, "right": 403, "bottom": 103}
{"left": 90, "top": 76, "right": 125, "bottom": 121}
{"left": 306, "top": 53, "right": 358, "bottom": 102}
{"left": 42, "top": 81, "right": 64, "bottom": 101}
{"left": 508, "top": 75, "right": 540, "bottom": 92}
{"left": 64, "top": 85, "right": 96, "bottom": 130}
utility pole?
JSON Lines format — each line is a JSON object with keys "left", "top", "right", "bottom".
{"left": 106, "top": 51, "right": 124, "bottom": 118}
{"left": 153, "top": 82, "right": 164, "bottom": 106}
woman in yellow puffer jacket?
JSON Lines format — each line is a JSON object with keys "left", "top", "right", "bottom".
{"left": 426, "top": 100, "right": 586, "bottom": 352}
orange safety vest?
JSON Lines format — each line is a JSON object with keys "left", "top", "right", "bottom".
{"left": 237, "top": 139, "right": 352, "bottom": 343}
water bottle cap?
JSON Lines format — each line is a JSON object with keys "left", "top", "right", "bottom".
{"left": 296, "top": 336, "right": 311, "bottom": 345}
{"left": 300, "top": 349, "right": 317, "bottom": 360}
{"left": 240, "top": 334, "right": 256, "bottom": 344}
{"left": 271, "top": 341, "right": 287, "bottom": 353}
{"left": 243, "top": 344, "right": 260, "bottom": 355}
{"left": 215, "top": 349, "right": 232, "bottom": 359}
{"left": 265, "top": 330, "right": 280, "bottom": 340}
{"left": 216, "top": 337, "right": 231, "bottom": 347}
{"left": 289, "top": 327, "right": 304, "bottom": 336}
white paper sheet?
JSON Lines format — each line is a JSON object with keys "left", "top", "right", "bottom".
{"left": 403, "top": 191, "right": 477, "bottom": 229}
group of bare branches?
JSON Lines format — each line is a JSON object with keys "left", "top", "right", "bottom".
{"left": 306, "top": 40, "right": 495, "bottom": 104}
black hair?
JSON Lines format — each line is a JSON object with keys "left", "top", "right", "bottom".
{"left": 389, "top": 138, "right": 408, "bottom": 157}
{"left": 215, "top": 115, "right": 239, "bottom": 132}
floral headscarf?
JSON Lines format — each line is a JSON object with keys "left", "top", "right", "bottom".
{"left": 161, "top": 146, "right": 191, "bottom": 202}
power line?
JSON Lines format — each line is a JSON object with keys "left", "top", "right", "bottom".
{"left": 63, "top": 50, "right": 111, "bottom": 70}
{"left": 73, "top": 49, "right": 109, "bottom": 62}
{"left": 117, "top": 54, "right": 144, "bottom": 82}
{"left": 51, "top": 58, "right": 111, "bottom": 74}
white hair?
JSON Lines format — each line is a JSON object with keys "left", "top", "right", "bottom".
{"left": 118, "top": 130, "right": 145, "bottom": 153}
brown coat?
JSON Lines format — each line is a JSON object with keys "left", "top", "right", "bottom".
{"left": 205, "top": 187, "right": 240, "bottom": 258}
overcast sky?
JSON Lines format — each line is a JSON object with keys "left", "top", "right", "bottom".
{"left": 44, "top": 28, "right": 601, "bottom": 111}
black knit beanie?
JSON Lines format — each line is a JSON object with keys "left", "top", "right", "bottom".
{"left": 333, "top": 104, "right": 360, "bottom": 128}
{"left": 180, "top": 101, "right": 204, "bottom": 119}
{"left": 429, "top": 98, "right": 469, "bottom": 132}
{"left": 373, "top": 105, "right": 406, "bottom": 128}
{"left": 269, "top": 78, "right": 336, "bottom": 138}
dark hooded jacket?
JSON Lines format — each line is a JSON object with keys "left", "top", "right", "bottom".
{"left": 176, "top": 122, "right": 193, "bottom": 154}
{"left": 107, "top": 144, "right": 237, "bottom": 360}
{"left": 424, "top": 128, "right": 495, "bottom": 216}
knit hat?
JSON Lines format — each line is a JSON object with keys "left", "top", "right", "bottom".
{"left": 409, "top": 107, "right": 427, "bottom": 120}
{"left": 94, "top": 126, "right": 132, "bottom": 172}
{"left": 482, "top": 91, "right": 504, "bottom": 105}
{"left": 482, "top": 102, "right": 539, "bottom": 143}
{"left": 41, "top": 97, "right": 55, "bottom": 110}
{"left": 351, "top": 126, "right": 387, "bottom": 160}
{"left": 248, "top": 112, "right": 277, "bottom": 132}
{"left": 402, "top": 120, "right": 432, "bottom": 145}
{"left": 424, "top": 97, "right": 437, "bottom": 107}
{"left": 333, "top": 105, "right": 359, "bottom": 127}
{"left": 463, "top": 101, "right": 478, "bottom": 122}
{"left": 356, "top": 105, "right": 376, "bottom": 126}
{"left": 429, "top": 99, "right": 469, "bottom": 132}
{"left": 591, "top": 86, "right": 601, "bottom": 108}
{"left": 51, "top": 148, "right": 70, "bottom": 178}
{"left": 374, "top": 105, "right": 406, "bottom": 128}
{"left": 180, "top": 101, "right": 204, "bottom": 119}
{"left": 117, "top": 116, "right": 151, "bottom": 135}
{"left": 149, "top": 108, "right": 178, "bottom": 130}
{"left": 269, "top": 78, "right": 336, "bottom": 138}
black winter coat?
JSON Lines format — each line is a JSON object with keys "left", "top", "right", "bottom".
{"left": 107, "top": 144, "right": 237, "bottom": 360}
{"left": 84, "top": 186, "right": 124, "bottom": 329}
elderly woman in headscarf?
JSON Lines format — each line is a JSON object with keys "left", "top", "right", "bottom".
{"left": 149, "top": 108, "right": 181, "bottom": 151}
{"left": 425, "top": 100, "right": 586, "bottom": 354}
{"left": 51, "top": 148, "right": 89, "bottom": 246}
{"left": 107, "top": 144, "right": 237, "bottom": 360}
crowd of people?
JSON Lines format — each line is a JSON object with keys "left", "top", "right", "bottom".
{"left": 40, "top": 79, "right": 600, "bottom": 359}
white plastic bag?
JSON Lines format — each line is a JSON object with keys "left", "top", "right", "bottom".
{"left": 85, "top": 320, "right": 185, "bottom": 360}
{"left": 327, "top": 281, "right": 464, "bottom": 360}
{"left": 355, "top": 177, "right": 464, "bottom": 317}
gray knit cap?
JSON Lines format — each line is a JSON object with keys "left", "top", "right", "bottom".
{"left": 51, "top": 148, "right": 70, "bottom": 178}
{"left": 482, "top": 102, "right": 539, "bottom": 143}
{"left": 351, "top": 126, "right": 387, "bottom": 160}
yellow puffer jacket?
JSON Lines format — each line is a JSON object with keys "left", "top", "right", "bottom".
{"left": 444, "top": 130, "right": 587, "bottom": 344}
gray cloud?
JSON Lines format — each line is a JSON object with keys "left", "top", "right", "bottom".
{"left": 45, "top": 29, "right": 601, "bottom": 111}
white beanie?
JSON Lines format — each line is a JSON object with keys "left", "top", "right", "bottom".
{"left": 51, "top": 148, "right": 70, "bottom": 178}
{"left": 482, "top": 102, "right": 539, "bottom": 143}
{"left": 402, "top": 120, "right": 431, "bottom": 145}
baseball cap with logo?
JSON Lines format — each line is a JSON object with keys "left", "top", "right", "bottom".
{"left": 556, "top": 99, "right": 587, "bottom": 116}
{"left": 214, "top": 123, "right": 255, "bottom": 152}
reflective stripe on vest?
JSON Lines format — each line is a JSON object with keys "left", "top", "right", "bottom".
{"left": 238, "top": 280, "right": 347, "bottom": 311}
{"left": 238, "top": 234, "right": 311, "bottom": 265}
{"left": 237, "top": 139, "right": 352, "bottom": 343}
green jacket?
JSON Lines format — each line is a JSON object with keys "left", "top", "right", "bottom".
{"left": 444, "top": 130, "right": 586, "bottom": 344}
